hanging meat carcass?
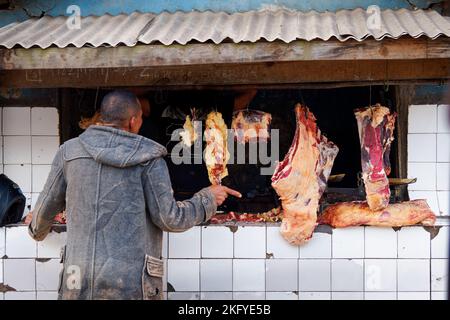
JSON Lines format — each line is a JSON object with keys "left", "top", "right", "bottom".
{"left": 271, "top": 104, "right": 339, "bottom": 245}
{"left": 354, "top": 104, "right": 396, "bottom": 211}
{"left": 319, "top": 199, "right": 436, "bottom": 227}
{"left": 204, "top": 111, "right": 230, "bottom": 185}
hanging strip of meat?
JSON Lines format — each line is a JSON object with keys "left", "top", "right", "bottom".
{"left": 354, "top": 105, "right": 396, "bottom": 211}
{"left": 204, "top": 111, "right": 230, "bottom": 185}
{"left": 271, "top": 104, "right": 339, "bottom": 245}
{"left": 319, "top": 199, "right": 436, "bottom": 227}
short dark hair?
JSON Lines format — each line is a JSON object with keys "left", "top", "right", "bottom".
{"left": 100, "top": 90, "right": 141, "bottom": 125}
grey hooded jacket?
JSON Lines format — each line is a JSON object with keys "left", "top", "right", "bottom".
{"left": 28, "top": 125, "right": 217, "bottom": 300}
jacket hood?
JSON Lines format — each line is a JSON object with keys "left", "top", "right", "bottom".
{"left": 79, "top": 125, "right": 167, "bottom": 167}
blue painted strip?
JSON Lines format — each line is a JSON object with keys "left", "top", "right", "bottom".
{"left": 0, "top": 0, "right": 431, "bottom": 27}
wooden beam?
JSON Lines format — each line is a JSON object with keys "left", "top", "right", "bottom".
{"left": 1, "top": 59, "right": 449, "bottom": 89}
{"left": 1, "top": 38, "right": 450, "bottom": 71}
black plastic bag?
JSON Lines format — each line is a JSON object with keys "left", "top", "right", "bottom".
{"left": 0, "top": 174, "right": 26, "bottom": 227}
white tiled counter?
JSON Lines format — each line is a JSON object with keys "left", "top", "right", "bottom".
{"left": 0, "top": 224, "right": 447, "bottom": 300}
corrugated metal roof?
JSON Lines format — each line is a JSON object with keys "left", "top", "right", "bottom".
{"left": 0, "top": 8, "right": 449, "bottom": 49}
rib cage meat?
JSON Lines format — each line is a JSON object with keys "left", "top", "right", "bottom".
{"left": 271, "top": 104, "right": 339, "bottom": 245}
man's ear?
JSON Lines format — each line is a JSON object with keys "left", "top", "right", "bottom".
{"left": 129, "top": 116, "right": 136, "bottom": 128}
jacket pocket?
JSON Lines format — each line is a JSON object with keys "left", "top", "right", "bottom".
{"left": 141, "top": 255, "right": 164, "bottom": 300}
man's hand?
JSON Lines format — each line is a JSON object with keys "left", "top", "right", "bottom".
{"left": 208, "top": 185, "right": 242, "bottom": 206}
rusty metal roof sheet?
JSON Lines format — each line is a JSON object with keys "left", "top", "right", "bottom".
{"left": 0, "top": 8, "right": 449, "bottom": 49}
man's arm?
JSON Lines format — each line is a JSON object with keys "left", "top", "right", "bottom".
{"left": 29, "top": 146, "right": 67, "bottom": 241}
{"left": 143, "top": 158, "right": 217, "bottom": 232}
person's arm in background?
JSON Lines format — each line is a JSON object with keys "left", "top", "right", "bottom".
{"left": 143, "top": 158, "right": 241, "bottom": 232}
{"left": 28, "top": 146, "right": 67, "bottom": 241}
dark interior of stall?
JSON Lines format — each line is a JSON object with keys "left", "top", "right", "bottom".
{"left": 62, "top": 85, "right": 399, "bottom": 214}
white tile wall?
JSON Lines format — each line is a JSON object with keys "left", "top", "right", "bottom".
{"left": 397, "top": 292, "right": 430, "bottom": 300}
{"left": 234, "top": 227, "right": 266, "bottom": 258}
{"left": 431, "top": 226, "right": 449, "bottom": 258}
{"left": 37, "top": 291, "right": 58, "bottom": 300}
{"left": 201, "top": 226, "right": 233, "bottom": 258}
{"left": 200, "top": 259, "right": 232, "bottom": 292}
{"left": 3, "top": 136, "right": 31, "bottom": 164}
{"left": 331, "top": 292, "right": 364, "bottom": 300}
{"left": 2, "top": 107, "right": 31, "bottom": 136}
{"left": 36, "top": 259, "right": 62, "bottom": 291}
{"left": 266, "top": 226, "right": 298, "bottom": 258}
{"left": 0, "top": 227, "right": 5, "bottom": 257}
{"left": 266, "top": 259, "right": 298, "bottom": 292}
{"left": 437, "top": 105, "right": 450, "bottom": 133}
{"left": 332, "top": 227, "right": 364, "bottom": 258}
{"left": 4, "top": 259, "right": 36, "bottom": 291}
{"left": 32, "top": 165, "right": 52, "bottom": 193}
{"left": 298, "top": 292, "right": 331, "bottom": 300}
{"left": 233, "top": 259, "right": 265, "bottom": 291}
{"left": 397, "top": 259, "right": 430, "bottom": 291}
{"left": 437, "top": 134, "right": 450, "bottom": 162}
{"left": 365, "top": 227, "right": 397, "bottom": 258}
{"left": 398, "top": 227, "right": 430, "bottom": 258}
{"left": 408, "top": 105, "right": 437, "bottom": 133}
{"left": 31, "top": 108, "right": 59, "bottom": 136}
{"left": 437, "top": 192, "right": 449, "bottom": 216}
{"left": 431, "top": 291, "right": 447, "bottom": 300}
{"left": 200, "top": 292, "right": 233, "bottom": 300}
{"left": 407, "top": 163, "right": 436, "bottom": 191}
{"left": 167, "top": 259, "right": 199, "bottom": 291}
{"left": 437, "top": 163, "right": 450, "bottom": 190}
{"left": 409, "top": 191, "right": 440, "bottom": 216}
{"left": 168, "top": 292, "right": 200, "bottom": 300}
{"left": 299, "top": 259, "right": 330, "bottom": 292}
{"left": 0, "top": 293, "right": 3, "bottom": 300}
{"left": 408, "top": 134, "right": 436, "bottom": 162}
{"left": 5, "top": 291, "right": 36, "bottom": 300}
{"left": 299, "top": 232, "right": 331, "bottom": 259}
{"left": 364, "top": 259, "right": 397, "bottom": 292}
{"left": 331, "top": 259, "right": 364, "bottom": 292}
{"left": 364, "top": 292, "right": 397, "bottom": 300}
{"left": 431, "top": 259, "right": 448, "bottom": 292}
{"left": 31, "top": 136, "right": 59, "bottom": 164}
{"left": 168, "top": 227, "right": 201, "bottom": 258}
{"left": 405, "top": 104, "right": 449, "bottom": 215}
{"left": 4, "top": 164, "right": 32, "bottom": 193}
{"left": 232, "top": 292, "right": 265, "bottom": 300}
{"left": 37, "top": 232, "right": 67, "bottom": 258}
{"left": 6, "top": 226, "right": 36, "bottom": 258}
{"left": 0, "top": 258, "right": 3, "bottom": 283}
{"left": 266, "top": 292, "right": 298, "bottom": 300}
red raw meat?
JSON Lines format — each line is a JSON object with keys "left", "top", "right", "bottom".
{"left": 319, "top": 199, "right": 436, "bottom": 227}
{"left": 354, "top": 105, "right": 396, "bottom": 211}
{"left": 271, "top": 104, "right": 339, "bottom": 245}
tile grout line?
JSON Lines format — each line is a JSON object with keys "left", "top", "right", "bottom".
{"left": 395, "top": 227, "right": 398, "bottom": 300}
{"left": 363, "top": 227, "right": 365, "bottom": 300}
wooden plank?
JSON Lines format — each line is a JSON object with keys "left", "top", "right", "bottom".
{"left": 1, "top": 59, "right": 449, "bottom": 88}
{"left": 394, "top": 85, "right": 414, "bottom": 180}
{"left": 1, "top": 37, "right": 449, "bottom": 71}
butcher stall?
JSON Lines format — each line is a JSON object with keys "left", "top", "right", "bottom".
{"left": 0, "top": 7, "right": 449, "bottom": 300}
